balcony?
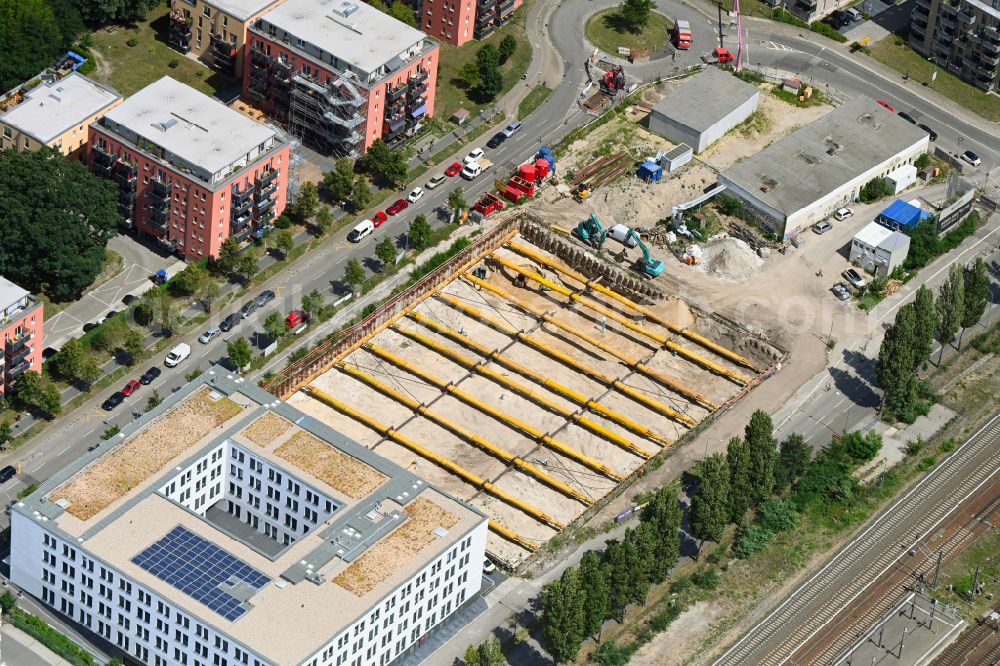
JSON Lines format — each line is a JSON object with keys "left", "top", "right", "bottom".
{"left": 958, "top": 11, "right": 975, "bottom": 25}
{"left": 912, "top": 18, "right": 928, "bottom": 30}
{"left": 408, "top": 95, "right": 427, "bottom": 109}
{"left": 408, "top": 81, "right": 429, "bottom": 98}
{"left": 255, "top": 197, "right": 275, "bottom": 215}
{"left": 231, "top": 212, "right": 252, "bottom": 230}
{"left": 979, "top": 50, "right": 1000, "bottom": 65}
{"left": 477, "top": 0, "right": 498, "bottom": 16}
{"left": 91, "top": 144, "right": 115, "bottom": 166}
{"left": 5, "top": 332, "right": 30, "bottom": 355}
{"left": 115, "top": 171, "right": 137, "bottom": 192}
{"left": 912, "top": 4, "right": 929, "bottom": 18}
{"left": 474, "top": 23, "right": 496, "bottom": 39}
{"left": 476, "top": 11, "right": 494, "bottom": 26}
{"left": 257, "top": 182, "right": 278, "bottom": 200}
{"left": 939, "top": 16, "right": 958, "bottom": 30}
{"left": 118, "top": 201, "right": 134, "bottom": 219}
{"left": 232, "top": 227, "right": 252, "bottom": 244}
{"left": 7, "top": 343, "right": 30, "bottom": 367}
{"left": 250, "top": 47, "right": 273, "bottom": 67}
{"left": 148, "top": 205, "right": 169, "bottom": 224}
{"left": 983, "top": 40, "right": 1000, "bottom": 55}
{"left": 6, "top": 360, "right": 29, "bottom": 380}
{"left": 258, "top": 208, "right": 276, "bottom": 225}
{"left": 387, "top": 84, "right": 408, "bottom": 101}
{"left": 256, "top": 169, "right": 278, "bottom": 188}
{"left": 498, "top": 0, "right": 516, "bottom": 13}
{"left": 120, "top": 190, "right": 137, "bottom": 206}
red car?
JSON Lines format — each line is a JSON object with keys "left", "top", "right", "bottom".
{"left": 876, "top": 100, "right": 894, "bottom": 112}
{"left": 445, "top": 162, "right": 462, "bottom": 177}
{"left": 121, "top": 379, "right": 141, "bottom": 397}
{"left": 372, "top": 211, "right": 388, "bottom": 227}
{"left": 386, "top": 199, "right": 409, "bottom": 216}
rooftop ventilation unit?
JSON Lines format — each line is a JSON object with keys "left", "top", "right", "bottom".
{"left": 154, "top": 118, "right": 178, "bottom": 132}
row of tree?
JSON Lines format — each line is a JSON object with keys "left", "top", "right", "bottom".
{"left": 539, "top": 486, "right": 681, "bottom": 664}
{"left": 458, "top": 37, "right": 517, "bottom": 103}
{"left": 876, "top": 261, "right": 989, "bottom": 417}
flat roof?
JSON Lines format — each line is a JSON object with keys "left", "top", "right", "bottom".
{"left": 0, "top": 72, "right": 121, "bottom": 143}
{"left": 721, "top": 97, "right": 929, "bottom": 217}
{"left": 652, "top": 67, "right": 760, "bottom": 133}
{"left": 102, "top": 77, "right": 277, "bottom": 177}
{"left": 22, "top": 369, "right": 484, "bottom": 665}
{"left": 855, "top": 221, "right": 910, "bottom": 253}
{"left": 260, "top": 0, "right": 428, "bottom": 75}
{"left": 204, "top": 0, "right": 283, "bottom": 21}
{"left": 0, "top": 276, "right": 29, "bottom": 311}
{"left": 879, "top": 198, "right": 926, "bottom": 227}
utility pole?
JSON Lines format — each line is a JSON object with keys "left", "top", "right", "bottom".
{"left": 933, "top": 551, "right": 943, "bottom": 589}
{"left": 973, "top": 567, "right": 982, "bottom": 596}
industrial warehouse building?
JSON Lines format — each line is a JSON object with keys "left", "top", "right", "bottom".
{"left": 11, "top": 370, "right": 487, "bottom": 666}
{"left": 719, "top": 98, "right": 930, "bottom": 239}
{"left": 648, "top": 68, "right": 760, "bottom": 153}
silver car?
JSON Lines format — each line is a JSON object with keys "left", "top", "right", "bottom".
{"left": 812, "top": 221, "right": 832, "bottom": 234}
{"left": 842, "top": 268, "right": 866, "bottom": 289}
{"left": 198, "top": 326, "right": 221, "bottom": 344}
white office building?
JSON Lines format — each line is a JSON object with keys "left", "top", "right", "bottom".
{"left": 11, "top": 369, "right": 488, "bottom": 666}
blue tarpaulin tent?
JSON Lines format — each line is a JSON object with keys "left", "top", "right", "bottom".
{"left": 876, "top": 199, "right": 931, "bottom": 230}
{"left": 639, "top": 161, "right": 663, "bottom": 183}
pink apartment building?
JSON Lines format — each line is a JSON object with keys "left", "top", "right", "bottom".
{"left": 243, "top": 0, "right": 438, "bottom": 157}
{"left": 0, "top": 277, "right": 43, "bottom": 396}
{"left": 415, "top": 0, "right": 520, "bottom": 46}
{"left": 89, "top": 76, "right": 290, "bottom": 259}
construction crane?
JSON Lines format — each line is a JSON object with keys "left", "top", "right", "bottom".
{"left": 572, "top": 213, "right": 606, "bottom": 248}
{"left": 625, "top": 228, "right": 664, "bottom": 277}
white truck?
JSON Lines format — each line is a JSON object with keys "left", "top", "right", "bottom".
{"left": 461, "top": 158, "right": 493, "bottom": 180}
{"left": 164, "top": 343, "right": 191, "bottom": 368}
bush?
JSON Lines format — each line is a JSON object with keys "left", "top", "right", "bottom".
{"left": 859, "top": 177, "right": 894, "bottom": 203}
{"left": 717, "top": 193, "right": 744, "bottom": 217}
{"left": 649, "top": 604, "right": 681, "bottom": 631}
{"left": 905, "top": 437, "right": 925, "bottom": 455}
{"left": 692, "top": 569, "right": 720, "bottom": 590}
{"left": 915, "top": 153, "right": 932, "bottom": 169}
{"left": 126, "top": 38, "right": 139, "bottom": 47}
{"left": 770, "top": 7, "right": 808, "bottom": 27}
{"left": 591, "top": 639, "right": 632, "bottom": 666}
{"left": 809, "top": 20, "right": 848, "bottom": 42}
{"left": 940, "top": 439, "right": 956, "bottom": 452}
{"left": 10, "top": 609, "right": 96, "bottom": 666}
{"left": 757, "top": 499, "right": 799, "bottom": 533}
{"left": 733, "top": 523, "right": 772, "bottom": 559}
{"left": 918, "top": 455, "right": 937, "bottom": 471}
{"left": 841, "top": 430, "right": 882, "bottom": 462}
{"left": 168, "top": 59, "right": 179, "bottom": 68}
{"left": 670, "top": 576, "right": 693, "bottom": 594}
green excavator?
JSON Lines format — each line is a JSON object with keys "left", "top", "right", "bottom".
{"left": 625, "top": 228, "right": 664, "bottom": 277}
{"left": 573, "top": 213, "right": 606, "bottom": 249}
{"left": 572, "top": 213, "right": 663, "bottom": 277}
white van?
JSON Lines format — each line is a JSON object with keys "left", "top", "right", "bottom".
{"left": 347, "top": 219, "right": 374, "bottom": 243}
{"left": 165, "top": 343, "right": 191, "bottom": 368}
{"left": 606, "top": 224, "right": 638, "bottom": 248}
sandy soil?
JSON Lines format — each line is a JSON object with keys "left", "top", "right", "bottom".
{"left": 631, "top": 600, "right": 727, "bottom": 665}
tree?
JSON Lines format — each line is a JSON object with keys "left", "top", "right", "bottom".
{"left": 859, "top": 177, "right": 894, "bottom": 203}
{"left": 841, "top": 429, "right": 883, "bottom": 462}
{"left": 0, "top": 589, "right": 16, "bottom": 614}
{"left": 602, "top": 539, "right": 630, "bottom": 622}
{"left": 476, "top": 45, "right": 503, "bottom": 101}
{"left": 476, "top": 636, "right": 505, "bottom": 666}
{"left": 375, "top": 237, "right": 397, "bottom": 268}
{"left": 499, "top": 35, "right": 517, "bottom": 65}
{"left": 578, "top": 550, "right": 609, "bottom": 640}
{"left": 358, "top": 139, "right": 407, "bottom": 185}
{"left": 90, "top": 322, "right": 123, "bottom": 354}
{"left": 78, "top": 0, "right": 160, "bottom": 26}
{"left": 14, "top": 371, "right": 61, "bottom": 418}
{"left": 935, "top": 263, "right": 965, "bottom": 362}
{"left": 448, "top": 188, "right": 468, "bottom": 222}
{"left": 200, "top": 279, "right": 220, "bottom": 313}
{"left": 773, "top": 433, "right": 811, "bottom": 493}
{"left": 458, "top": 62, "right": 481, "bottom": 87}
{"left": 227, "top": 337, "right": 254, "bottom": 372}
{"left": 640, "top": 486, "right": 681, "bottom": 583}
{"left": 463, "top": 645, "right": 482, "bottom": 666}
{"left": 960, "top": 257, "right": 989, "bottom": 347}
{"left": 344, "top": 258, "right": 365, "bottom": 291}
{"left": 145, "top": 390, "right": 162, "bottom": 412}
{"left": 690, "top": 453, "right": 730, "bottom": 544}
{"left": 264, "top": 312, "right": 286, "bottom": 340}
{"left": 122, "top": 327, "right": 146, "bottom": 363}
{"left": 618, "top": 0, "right": 655, "bottom": 32}
{"left": 911, "top": 285, "right": 935, "bottom": 371}
{"left": 0, "top": 420, "right": 12, "bottom": 450}
{"left": 904, "top": 219, "right": 941, "bottom": 270}
{"left": 621, "top": 528, "right": 651, "bottom": 606}
{"left": 540, "top": 567, "right": 586, "bottom": 664}
{"left": 388, "top": 1, "right": 417, "bottom": 26}
{"left": 349, "top": 176, "right": 375, "bottom": 211}
{"left": 409, "top": 214, "right": 433, "bottom": 251}
{"left": 726, "top": 436, "right": 753, "bottom": 523}
{"left": 170, "top": 263, "right": 209, "bottom": 297}
{"left": 876, "top": 304, "right": 918, "bottom": 413}
{"left": 52, "top": 338, "right": 100, "bottom": 384}
{"left": 301, "top": 289, "right": 324, "bottom": 314}
{"left": 0, "top": 0, "right": 65, "bottom": 92}
{"left": 274, "top": 229, "right": 295, "bottom": 259}
{"left": 291, "top": 181, "right": 320, "bottom": 224}
{"left": 0, "top": 148, "right": 119, "bottom": 300}
{"left": 314, "top": 205, "right": 334, "bottom": 236}
{"left": 744, "top": 410, "right": 778, "bottom": 508}
{"left": 322, "top": 159, "right": 356, "bottom": 204}
{"left": 212, "top": 237, "right": 242, "bottom": 276}
{"left": 234, "top": 251, "right": 259, "bottom": 283}
{"left": 757, "top": 499, "right": 799, "bottom": 533}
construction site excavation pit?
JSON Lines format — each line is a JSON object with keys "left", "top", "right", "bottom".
{"left": 282, "top": 220, "right": 783, "bottom": 568}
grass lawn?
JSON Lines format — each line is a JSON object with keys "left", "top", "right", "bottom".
{"left": 89, "top": 5, "right": 235, "bottom": 97}
{"left": 868, "top": 35, "right": 1000, "bottom": 122}
{"left": 434, "top": 12, "right": 533, "bottom": 121}
{"left": 719, "top": 0, "right": 781, "bottom": 18}
{"left": 518, "top": 84, "right": 553, "bottom": 119}
{"left": 585, "top": 9, "right": 672, "bottom": 55}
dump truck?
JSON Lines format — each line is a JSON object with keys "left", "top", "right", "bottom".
{"left": 461, "top": 158, "right": 493, "bottom": 180}
{"left": 702, "top": 47, "right": 733, "bottom": 64}
{"left": 671, "top": 19, "right": 692, "bottom": 49}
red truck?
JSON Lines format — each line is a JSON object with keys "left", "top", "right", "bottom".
{"left": 671, "top": 19, "right": 692, "bottom": 50}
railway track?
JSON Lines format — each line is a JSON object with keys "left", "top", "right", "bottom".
{"left": 711, "top": 412, "right": 1000, "bottom": 666}
{"left": 930, "top": 602, "right": 1000, "bottom": 666}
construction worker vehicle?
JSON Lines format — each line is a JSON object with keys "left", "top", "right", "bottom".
{"left": 461, "top": 158, "right": 493, "bottom": 180}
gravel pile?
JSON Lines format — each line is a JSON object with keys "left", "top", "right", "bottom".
{"left": 701, "top": 237, "right": 763, "bottom": 281}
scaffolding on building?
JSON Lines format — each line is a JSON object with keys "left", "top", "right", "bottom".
{"left": 288, "top": 71, "right": 367, "bottom": 159}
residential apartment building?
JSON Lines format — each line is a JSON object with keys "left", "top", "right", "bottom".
{"left": 0, "top": 71, "right": 122, "bottom": 161}
{"left": 12, "top": 369, "right": 487, "bottom": 666}
{"left": 168, "top": 0, "right": 289, "bottom": 78}
{"left": 88, "top": 77, "right": 290, "bottom": 259}
{"left": 244, "top": 0, "right": 438, "bottom": 157}
{"left": 0, "top": 277, "right": 43, "bottom": 395}
{"left": 909, "top": 0, "right": 1000, "bottom": 92}
{"left": 411, "top": 0, "right": 521, "bottom": 46}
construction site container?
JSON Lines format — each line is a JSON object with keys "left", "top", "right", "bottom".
{"left": 519, "top": 164, "right": 537, "bottom": 182}
{"left": 534, "top": 159, "right": 550, "bottom": 180}
{"left": 509, "top": 175, "right": 536, "bottom": 197}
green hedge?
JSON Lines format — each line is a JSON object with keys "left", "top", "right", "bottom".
{"left": 10, "top": 609, "right": 97, "bottom": 666}
{"left": 768, "top": 8, "right": 848, "bottom": 43}
{"left": 407, "top": 237, "right": 472, "bottom": 285}
{"left": 810, "top": 20, "right": 848, "bottom": 43}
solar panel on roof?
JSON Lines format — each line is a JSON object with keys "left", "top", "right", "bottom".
{"left": 130, "top": 526, "right": 270, "bottom": 622}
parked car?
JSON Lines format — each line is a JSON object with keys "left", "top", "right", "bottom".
{"left": 139, "top": 366, "right": 161, "bottom": 385}
{"left": 463, "top": 148, "right": 485, "bottom": 166}
{"left": 824, "top": 14, "right": 846, "bottom": 29}
{"left": 387, "top": 199, "right": 409, "bottom": 215}
{"left": 199, "top": 326, "right": 221, "bottom": 344}
{"left": 239, "top": 300, "right": 259, "bottom": 318}
{"left": 917, "top": 124, "right": 937, "bottom": 141}
{"left": 832, "top": 283, "right": 851, "bottom": 301}
{"left": 407, "top": 187, "right": 424, "bottom": 203}
{"left": 82, "top": 322, "right": 98, "bottom": 333}
{"left": 121, "top": 379, "right": 141, "bottom": 397}
{"left": 42, "top": 346, "right": 58, "bottom": 360}
{"left": 842, "top": 268, "right": 866, "bottom": 289}
{"left": 833, "top": 207, "right": 854, "bottom": 221}
{"left": 844, "top": 7, "right": 862, "bottom": 20}
{"left": 122, "top": 294, "right": 138, "bottom": 306}
{"left": 897, "top": 111, "right": 917, "bottom": 124}
{"left": 833, "top": 9, "right": 852, "bottom": 22}
{"left": 373, "top": 211, "right": 388, "bottom": 227}
{"left": 812, "top": 220, "right": 833, "bottom": 234}
{"left": 220, "top": 312, "right": 241, "bottom": 332}
{"left": 486, "top": 132, "right": 506, "bottom": 149}
{"left": 349, "top": 219, "right": 375, "bottom": 242}
{"left": 501, "top": 121, "right": 523, "bottom": 138}
{"left": 286, "top": 309, "right": 310, "bottom": 329}
{"left": 254, "top": 290, "right": 276, "bottom": 308}
{"left": 426, "top": 174, "right": 447, "bottom": 190}
{"left": 876, "top": 100, "right": 894, "bottom": 112}
{"left": 0, "top": 465, "right": 16, "bottom": 484}
{"left": 483, "top": 558, "right": 497, "bottom": 574}
{"left": 961, "top": 150, "right": 981, "bottom": 166}
{"left": 164, "top": 342, "right": 191, "bottom": 368}
{"left": 102, "top": 391, "right": 125, "bottom": 411}
{"left": 445, "top": 162, "right": 462, "bottom": 177}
